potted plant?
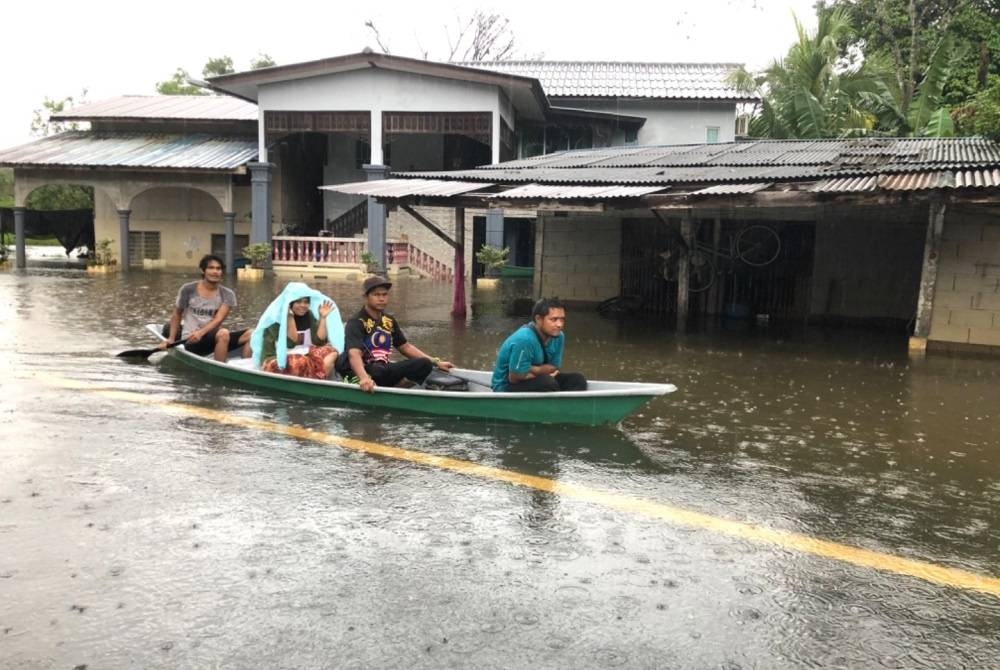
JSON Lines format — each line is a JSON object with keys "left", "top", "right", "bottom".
{"left": 360, "top": 250, "right": 381, "bottom": 274}
{"left": 86, "top": 238, "right": 118, "bottom": 273}
{"left": 240, "top": 242, "right": 271, "bottom": 279}
{"left": 475, "top": 243, "right": 509, "bottom": 277}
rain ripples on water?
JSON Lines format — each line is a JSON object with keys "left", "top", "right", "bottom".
{"left": 2, "top": 268, "right": 1000, "bottom": 667}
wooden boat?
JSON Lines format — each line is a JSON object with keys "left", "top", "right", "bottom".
{"left": 143, "top": 325, "right": 675, "bottom": 426}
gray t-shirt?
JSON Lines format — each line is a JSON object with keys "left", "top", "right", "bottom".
{"left": 176, "top": 281, "right": 237, "bottom": 338}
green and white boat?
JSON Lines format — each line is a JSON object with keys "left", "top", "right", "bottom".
{"left": 144, "top": 325, "right": 675, "bottom": 426}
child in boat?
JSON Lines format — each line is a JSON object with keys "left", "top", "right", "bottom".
{"left": 251, "top": 282, "right": 345, "bottom": 379}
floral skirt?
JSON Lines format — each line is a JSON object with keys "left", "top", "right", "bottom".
{"left": 263, "top": 345, "right": 336, "bottom": 380}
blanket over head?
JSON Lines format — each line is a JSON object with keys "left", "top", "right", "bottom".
{"left": 251, "top": 282, "right": 344, "bottom": 369}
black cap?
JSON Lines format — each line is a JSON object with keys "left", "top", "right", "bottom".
{"left": 363, "top": 275, "right": 392, "bottom": 294}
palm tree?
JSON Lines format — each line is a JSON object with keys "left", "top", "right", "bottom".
{"left": 731, "top": 7, "right": 881, "bottom": 138}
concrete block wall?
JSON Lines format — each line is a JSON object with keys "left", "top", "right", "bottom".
{"left": 536, "top": 213, "right": 621, "bottom": 303}
{"left": 930, "top": 208, "right": 1000, "bottom": 347}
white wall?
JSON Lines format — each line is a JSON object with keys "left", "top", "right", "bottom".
{"left": 552, "top": 97, "right": 737, "bottom": 145}
{"left": 258, "top": 68, "right": 508, "bottom": 122}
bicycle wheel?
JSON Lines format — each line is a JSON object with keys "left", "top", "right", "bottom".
{"left": 688, "top": 250, "right": 715, "bottom": 293}
{"left": 735, "top": 225, "right": 781, "bottom": 266}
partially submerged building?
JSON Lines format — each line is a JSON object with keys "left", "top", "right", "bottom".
{"left": 325, "top": 137, "right": 1000, "bottom": 354}
{"left": 0, "top": 51, "right": 750, "bottom": 273}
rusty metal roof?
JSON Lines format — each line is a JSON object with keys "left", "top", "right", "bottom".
{"left": 460, "top": 61, "right": 754, "bottom": 101}
{"left": 0, "top": 131, "right": 258, "bottom": 170}
{"left": 319, "top": 179, "right": 492, "bottom": 198}
{"left": 811, "top": 169, "right": 1000, "bottom": 192}
{"left": 52, "top": 95, "right": 259, "bottom": 121}
{"left": 491, "top": 184, "right": 666, "bottom": 199}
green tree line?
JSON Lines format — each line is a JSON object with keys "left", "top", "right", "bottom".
{"left": 733, "top": 0, "right": 1000, "bottom": 140}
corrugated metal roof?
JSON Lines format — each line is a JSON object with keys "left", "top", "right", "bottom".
{"left": 691, "top": 182, "right": 773, "bottom": 195}
{"left": 953, "top": 169, "right": 1000, "bottom": 188}
{"left": 52, "top": 95, "right": 259, "bottom": 121}
{"left": 460, "top": 61, "right": 753, "bottom": 100}
{"left": 810, "top": 176, "right": 878, "bottom": 192}
{"left": 478, "top": 138, "right": 1000, "bottom": 172}
{"left": 320, "top": 178, "right": 492, "bottom": 198}
{"left": 492, "top": 184, "right": 666, "bottom": 199}
{"left": 809, "top": 170, "right": 1000, "bottom": 192}
{"left": 409, "top": 165, "right": 865, "bottom": 185}
{"left": 0, "top": 132, "right": 258, "bottom": 170}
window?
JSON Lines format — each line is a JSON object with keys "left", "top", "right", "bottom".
{"left": 624, "top": 127, "right": 639, "bottom": 145}
{"left": 706, "top": 127, "right": 720, "bottom": 144}
{"left": 128, "top": 231, "right": 161, "bottom": 266}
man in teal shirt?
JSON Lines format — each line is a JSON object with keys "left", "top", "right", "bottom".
{"left": 491, "top": 297, "right": 588, "bottom": 392}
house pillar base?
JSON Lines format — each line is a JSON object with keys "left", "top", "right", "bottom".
{"left": 364, "top": 164, "right": 389, "bottom": 273}
{"left": 249, "top": 162, "right": 274, "bottom": 266}
{"left": 908, "top": 336, "right": 928, "bottom": 356}
{"left": 13, "top": 207, "right": 26, "bottom": 268}
{"left": 117, "top": 209, "right": 131, "bottom": 271}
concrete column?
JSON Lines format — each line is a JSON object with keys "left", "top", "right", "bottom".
{"left": 491, "top": 110, "right": 501, "bottom": 165}
{"left": 485, "top": 208, "right": 504, "bottom": 248}
{"left": 257, "top": 108, "right": 268, "bottom": 163}
{"left": 677, "top": 215, "right": 693, "bottom": 331}
{"left": 910, "top": 200, "right": 947, "bottom": 354}
{"left": 452, "top": 207, "right": 467, "bottom": 317}
{"left": 117, "top": 209, "right": 131, "bottom": 271}
{"left": 13, "top": 207, "right": 26, "bottom": 269}
{"left": 369, "top": 110, "right": 384, "bottom": 165}
{"left": 223, "top": 211, "right": 236, "bottom": 276}
{"left": 363, "top": 164, "right": 389, "bottom": 273}
{"left": 249, "top": 163, "right": 273, "bottom": 264}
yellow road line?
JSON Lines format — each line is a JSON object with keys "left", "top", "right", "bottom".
{"left": 33, "top": 372, "right": 1000, "bottom": 598}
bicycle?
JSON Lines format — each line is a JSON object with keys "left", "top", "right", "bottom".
{"left": 660, "top": 224, "right": 781, "bottom": 293}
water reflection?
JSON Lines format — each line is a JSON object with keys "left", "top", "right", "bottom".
{"left": 3, "top": 267, "right": 1000, "bottom": 667}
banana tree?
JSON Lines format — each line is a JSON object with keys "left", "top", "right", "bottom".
{"left": 730, "top": 7, "right": 881, "bottom": 138}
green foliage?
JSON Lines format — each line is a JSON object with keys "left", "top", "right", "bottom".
{"left": 31, "top": 91, "right": 89, "bottom": 136}
{"left": 732, "top": 7, "right": 880, "bottom": 138}
{"left": 954, "top": 76, "right": 1000, "bottom": 141}
{"left": 475, "top": 243, "right": 510, "bottom": 272}
{"left": 360, "top": 250, "right": 380, "bottom": 272}
{"left": 242, "top": 242, "right": 272, "bottom": 268}
{"left": 0, "top": 169, "right": 13, "bottom": 208}
{"left": 156, "top": 68, "right": 206, "bottom": 95}
{"left": 203, "top": 56, "right": 235, "bottom": 78}
{"left": 91, "top": 238, "right": 116, "bottom": 266}
{"left": 825, "top": 0, "right": 1000, "bottom": 111}
{"left": 158, "top": 54, "right": 277, "bottom": 94}
{"left": 251, "top": 53, "right": 276, "bottom": 69}
{"left": 26, "top": 184, "right": 94, "bottom": 211}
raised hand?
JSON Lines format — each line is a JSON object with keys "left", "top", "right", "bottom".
{"left": 318, "top": 300, "right": 334, "bottom": 318}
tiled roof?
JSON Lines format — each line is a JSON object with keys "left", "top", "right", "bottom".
{"left": 0, "top": 132, "right": 258, "bottom": 170}
{"left": 52, "top": 95, "right": 259, "bottom": 121}
{"left": 459, "top": 61, "right": 751, "bottom": 100}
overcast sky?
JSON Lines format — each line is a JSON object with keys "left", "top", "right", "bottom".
{"left": 2, "top": 0, "right": 818, "bottom": 150}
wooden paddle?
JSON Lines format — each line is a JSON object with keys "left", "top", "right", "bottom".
{"left": 116, "top": 339, "right": 184, "bottom": 360}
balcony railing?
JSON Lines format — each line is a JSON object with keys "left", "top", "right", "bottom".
{"left": 273, "top": 236, "right": 364, "bottom": 265}
{"left": 272, "top": 236, "right": 453, "bottom": 281}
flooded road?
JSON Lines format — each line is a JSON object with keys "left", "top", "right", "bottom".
{"left": 1, "top": 266, "right": 999, "bottom": 668}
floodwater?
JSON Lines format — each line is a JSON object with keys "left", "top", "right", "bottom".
{"left": 1, "top": 261, "right": 999, "bottom": 669}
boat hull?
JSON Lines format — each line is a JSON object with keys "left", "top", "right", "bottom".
{"left": 150, "top": 326, "right": 675, "bottom": 426}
